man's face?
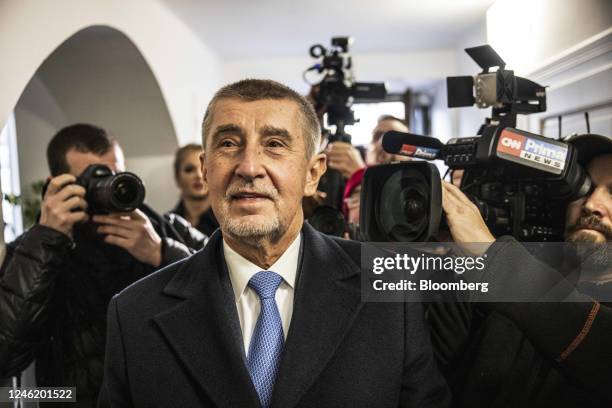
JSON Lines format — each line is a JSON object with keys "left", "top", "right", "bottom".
{"left": 366, "top": 119, "right": 410, "bottom": 165}
{"left": 65, "top": 143, "right": 126, "bottom": 176}
{"left": 565, "top": 154, "right": 612, "bottom": 244}
{"left": 202, "top": 98, "right": 325, "bottom": 245}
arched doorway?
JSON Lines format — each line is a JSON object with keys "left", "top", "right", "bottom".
{"left": 1, "top": 24, "right": 181, "bottom": 397}
{"left": 11, "top": 25, "right": 178, "bottom": 226}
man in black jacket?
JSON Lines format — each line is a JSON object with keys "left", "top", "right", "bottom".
{"left": 98, "top": 79, "right": 450, "bottom": 407}
{"left": 0, "top": 124, "right": 205, "bottom": 407}
{"left": 431, "top": 133, "right": 612, "bottom": 407}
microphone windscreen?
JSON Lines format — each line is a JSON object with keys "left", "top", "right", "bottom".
{"left": 382, "top": 131, "right": 443, "bottom": 160}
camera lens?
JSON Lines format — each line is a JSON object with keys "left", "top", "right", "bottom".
{"left": 109, "top": 173, "right": 145, "bottom": 212}
{"left": 403, "top": 191, "right": 426, "bottom": 222}
{"left": 308, "top": 205, "right": 347, "bottom": 237}
{"left": 113, "top": 179, "right": 138, "bottom": 205}
{"left": 80, "top": 165, "right": 146, "bottom": 214}
{"left": 378, "top": 169, "right": 430, "bottom": 241}
{"left": 360, "top": 162, "right": 442, "bottom": 242}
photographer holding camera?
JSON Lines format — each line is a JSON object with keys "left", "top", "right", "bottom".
{"left": 0, "top": 124, "right": 205, "bottom": 407}
{"left": 434, "top": 134, "right": 612, "bottom": 407}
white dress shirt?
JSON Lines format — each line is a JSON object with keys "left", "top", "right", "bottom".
{"left": 223, "top": 234, "right": 301, "bottom": 356}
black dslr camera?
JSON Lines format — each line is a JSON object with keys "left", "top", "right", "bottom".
{"left": 360, "top": 45, "right": 592, "bottom": 242}
{"left": 76, "top": 164, "right": 145, "bottom": 214}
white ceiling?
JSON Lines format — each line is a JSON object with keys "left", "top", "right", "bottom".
{"left": 161, "top": 0, "right": 495, "bottom": 60}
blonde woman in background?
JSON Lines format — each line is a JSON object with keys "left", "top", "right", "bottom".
{"left": 168, "top": 144, "right": 219, "bottom": 236}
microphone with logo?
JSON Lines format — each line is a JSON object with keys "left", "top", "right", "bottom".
{"left": 382, "top": 127, "right": 588, "bottom": 189}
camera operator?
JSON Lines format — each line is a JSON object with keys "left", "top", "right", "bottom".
{"left": 324, "top": 139, "right": 366, "bottom": 179}
{"left": 325, "top": 115, "right": 411, "bottom": 236}
{"left": 366, "top": 115, "right": 410, "bottom": 166}
{"left": 433, "top": 134, "right": 612, "bottom": 407}
{"left": 325, "top": 115, "right": 410, "bottom": 180}
{"left": 0, "top": 124, "right": 205, "bottom": 407}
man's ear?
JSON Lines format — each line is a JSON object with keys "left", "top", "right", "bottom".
{"left": 200, "top": 151, "right": 209, "bottom": 194}
{"left": 304, "top": 153, "right": 327, "bottom": 197}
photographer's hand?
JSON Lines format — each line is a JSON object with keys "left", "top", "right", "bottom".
{"left": 93, "top": 209, "right": 162, "bottom": 267}
{"left": 325, "top": 142, "right": 365, "bottom": 179}
{"left": 39, "top": 174, "right": 89, "bottom": 237}
{"left": 442, "top": 181, "right": 494, "bottom": 255}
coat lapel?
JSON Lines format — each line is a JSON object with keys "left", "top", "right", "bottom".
{"left": 153, "top": 231, "right": 261, "bottom": 407}
{"left": 271, "top": 224, "right": 364, "bottom": 408}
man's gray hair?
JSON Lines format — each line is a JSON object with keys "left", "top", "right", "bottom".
{"left": 201, "top": 79, "right": 321, "bottom": 158}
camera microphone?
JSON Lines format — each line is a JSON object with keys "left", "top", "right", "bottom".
{"left": 382, "top": 131, "right": 444, "bottom": 160}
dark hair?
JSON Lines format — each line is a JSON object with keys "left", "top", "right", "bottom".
{"left": 201, "top": 79, "right": 321, "bottom": 158}
{"left": 47, "top": 124, "right": 116, "bottom": 176}
{"left": 174, "top": 144, "right": 202, "bottom": 180}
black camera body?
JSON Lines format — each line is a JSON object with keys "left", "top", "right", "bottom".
{"left": 361, "top": 45, "right": 592, "bottom": 242}
{"left": 363, "top": 127, "right": 590, "bottom": 242}
{"left": 444, "top": 126, "right": 589, "bottom": 240}
{"left": 76, "top": 164, "right": 145, "bottom": 214}
{"left": 446, "top": 45, "right": 546, "bottom": 130}
{"left": 308, "top": 36, "right": 387, "bottom": 135}
{"left": 450, "top": 126, "right": 591, "bottom": 242}
{"left": 442, "top": 46, "right": 588, "bottom": 241}
{"left": 305, "top": 36, "right": 387, "bottom": 213}
{"left": 360, "top": 162, "right": 442, "bottom": 242}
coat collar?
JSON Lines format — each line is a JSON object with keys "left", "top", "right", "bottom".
{"left": 155, "top": 228, "right": 258, "bottom": 406}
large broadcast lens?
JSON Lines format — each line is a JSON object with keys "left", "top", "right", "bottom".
{"left": 377, "top": 169, "right": 430, "bottom": 242}
{"left": 360, "top": 162, "right": 441, "bottom": 242}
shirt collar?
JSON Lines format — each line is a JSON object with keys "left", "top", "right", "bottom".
{"left": 223, "top": 233, "right": 301, "bottom": 302}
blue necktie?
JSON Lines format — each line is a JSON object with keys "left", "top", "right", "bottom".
{"left": 247, "top": 271, "right": 284, "bottom": 408}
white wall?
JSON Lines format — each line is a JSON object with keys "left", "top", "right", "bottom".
{"left": 486, "top": 0, "right": 612, "bottom": 138}
{"left": 13, "top": 77, "right": 67, "bottom": 201}
{"left": 445, "top": 1, "right": 612, "bottom": 140}
{"left": 126, "top": 154, "right": 179, "bottom": 213}
{"left": 0, "top": 0, "right": 223, "bottom": 213}
{"left": 33, "top": 27, "right": 178, "bottom": 157}
{"left": 430, "top": 79, "right": 454, "bottom": 142}
{"left": 12, "top": 27, "right": 182, "bottom": 213}
{"left": 487, "top": 0, "right": 612, "bottom": 75}
{"left": 428, "top": 16, "right": 489, "bottom": 145}
{"left": 223, "top": 49, "right": 458, "bottom": 95}
{"left": 0, "top": 0, "right": 222, "bottom": 146}
{"left": 452, "top": 16, "right": 490, "bottom": 138}
{"left": 522, "top": 30, "right": 612, "bottom": 138}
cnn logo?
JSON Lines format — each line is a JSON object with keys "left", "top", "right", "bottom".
{"left": 501, "top": 136, "right": 522, "bottom": 150}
